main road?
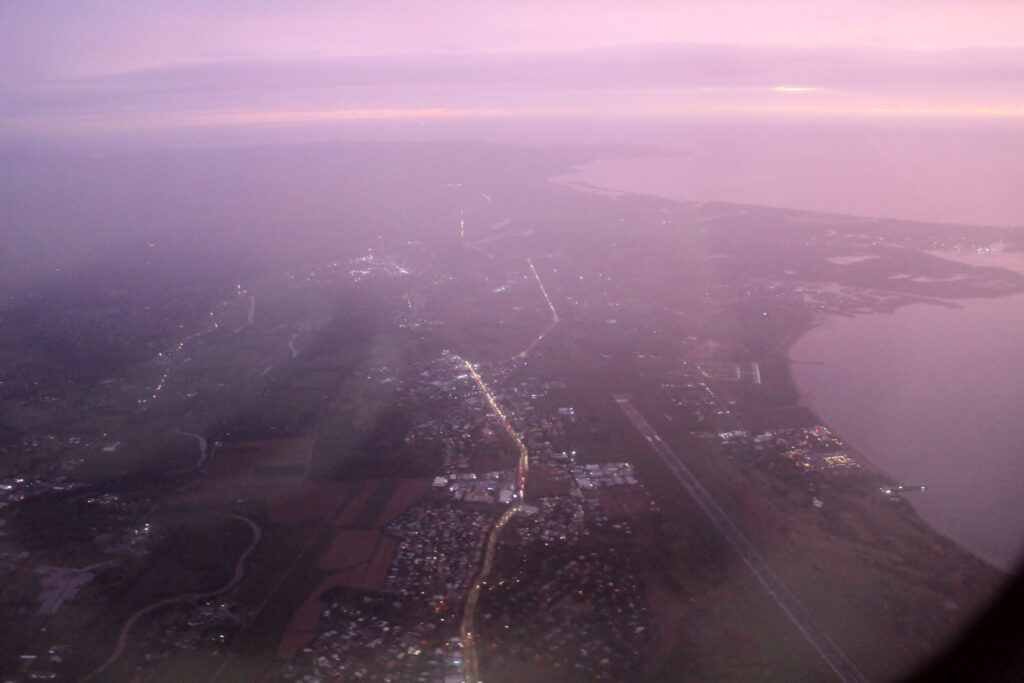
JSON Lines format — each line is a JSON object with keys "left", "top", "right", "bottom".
{"left": 518, "top": 257, "right": 560, "bottom": 359}
{"left": 614, "top": 395, "right": 869, "bottom": 683}
{"left": 458, "top": 360, "right": 530, "bottom": 683}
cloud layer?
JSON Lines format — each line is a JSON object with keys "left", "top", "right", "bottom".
{"left": 3, "top": 3, "right": 1023, "bottom": 137}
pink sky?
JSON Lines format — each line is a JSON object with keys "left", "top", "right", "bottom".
{"left": 2, "top": 1, "right": 1023, "bottom": 136}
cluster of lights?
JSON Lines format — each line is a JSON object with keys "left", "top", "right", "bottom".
{"left": 138, "top": 304, "right": 223, "bottom": 408}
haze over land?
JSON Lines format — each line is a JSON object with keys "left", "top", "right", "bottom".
{"left": 2, "top": 3, "right": 1024, "bottom": 683}
{"left": 565, "top": 157, "right": 1024, "bottom": 569}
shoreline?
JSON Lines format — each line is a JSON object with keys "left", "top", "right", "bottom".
{"left": 781, "top": 308, "right": 1006, "bottom": 573}
{"left": 552, "top": 157, "right": 1023, "bottom": 574}
{"left": 785, "top": 287, "right": 1024, "bottom": 573}
{"left": 551, "top": 147, "right": 1024, "bottom": 231}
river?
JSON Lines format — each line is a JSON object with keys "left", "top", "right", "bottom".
{"left": 559, "top": 156, "right": 1024, "bottom": 571}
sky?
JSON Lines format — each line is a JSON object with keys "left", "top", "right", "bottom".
{"left": 2, "top": 1, "right": 1024, "bottom": 138}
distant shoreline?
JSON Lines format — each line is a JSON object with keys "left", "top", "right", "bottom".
{"left": 554, "top": 156, "right": 1024, "bottom": 573}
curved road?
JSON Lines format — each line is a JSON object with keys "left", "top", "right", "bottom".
{"left": 458, "top": 361, "right": 530, "bottom": 682}
{"left": 460, "top": 505, "right": 518, "bottom": 682}
{"left": 171, "top": 428, "right": 210, "bottom": 474}
{"left": 233, "top": 294, "right": 257, "bottom": 334}
{"left": 82, "top": 515, "right": 262, "bottom": 681}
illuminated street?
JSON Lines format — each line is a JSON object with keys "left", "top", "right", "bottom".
{"left": 519, "top": 258, "right": 560, "bottom": 358}
{"left": 459, "top": 360, "right": 530, "bottom": 682}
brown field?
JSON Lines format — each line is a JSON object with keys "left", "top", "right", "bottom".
{"left": 591, "top": 486, "right": 655, "bottom": 518}
{"left": 317, "top": 529, "right": 380, "bottom": 570}
{"left": 639, "top": 569, "right": 690, "bottom": 672}
{"left": 524, "top": 468, "right": 573, "bottom": 500}
{"left": 174, "top": 437, "right": 314, "bottom": 506}
{"left": 273, "top": 478, "right": 429, "bottom": 661}
{"left": 335, "top": 479, "right": 383, "bottom": 526}
{"left": 274, "top": 572, "right": 353, "bottom": 659}
{"left": 358, "top": 535, "right": 399, "bottom": 590}
{"left": 372, "top": 478, "right": 432, "bottom": 528}
{"left": 275, "top": 532, "right": 399, "bottom": 659}
{"left": 331, "top": 477, "right": 431, "bottom": 528}
{"left": 267, "top": 481, "right": 353, "bottom": 525}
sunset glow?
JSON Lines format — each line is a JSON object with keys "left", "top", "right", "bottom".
{"left": 3, "top": 2, "right": 1024, "bottom": 138}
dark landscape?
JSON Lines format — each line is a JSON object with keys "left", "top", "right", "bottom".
{"left": 5, "top": 3, "right": 1024, "bottom": 681}
{"left": 1, "top": 142, "right": 1021, "bottom": 682}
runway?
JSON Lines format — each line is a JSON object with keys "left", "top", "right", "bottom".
{"left": 615, "top": 395, "right": 868, "bottom": 683}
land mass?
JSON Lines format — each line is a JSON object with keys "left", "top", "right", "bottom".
{"left": 0, "top": 141, "right": 1021, "bottom": 682}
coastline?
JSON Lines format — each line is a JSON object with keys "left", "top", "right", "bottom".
{"left": 553, "top": 155, "right": 1024, "bottom": 573}
{"left": 781, "top": 310, "right": 1002, "bottom": 569}
{"left": 788, "top": 241, "right": 1024, "bottom": 573}
{"left": 786, "top": 287, "right": 1024, "bottom": 572}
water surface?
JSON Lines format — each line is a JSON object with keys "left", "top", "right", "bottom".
{"left": 790, "top": 287, "right": 1024, "bottom": 570}
{"left": 555, "top": 122, "right": 1024, "bottom": 227}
